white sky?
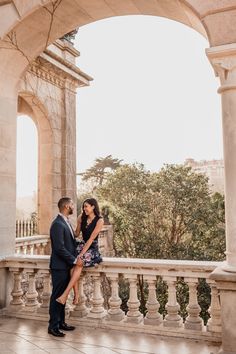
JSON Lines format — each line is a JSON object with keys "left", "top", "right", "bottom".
{"left": 17, "top": 15, "right": 223, "bottom": 197}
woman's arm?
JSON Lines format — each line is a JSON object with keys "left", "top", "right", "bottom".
{"left": 75, "top": 214, "right": 82, "bottom": 237}
{"left": 79, "top": 218, "right": 104, "bottom": 256}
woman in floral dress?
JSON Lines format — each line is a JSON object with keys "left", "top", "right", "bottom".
{"left": 56, "top": 198, "right": 104, "bottom": 305}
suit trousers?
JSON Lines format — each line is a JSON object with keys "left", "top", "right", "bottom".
{"left": 48, "top": 269, "right": 71, "bottom": 330}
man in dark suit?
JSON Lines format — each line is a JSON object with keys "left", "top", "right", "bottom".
{"left": 48, "top": 197, "right": 82, "bottom": 337}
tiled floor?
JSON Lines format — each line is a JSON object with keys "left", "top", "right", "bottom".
{"left": 0, "top": 317, "right": 220, "bottom": 354}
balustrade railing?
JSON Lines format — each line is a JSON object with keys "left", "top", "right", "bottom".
{"left": 15, "top": 235, "right": 50, "bottom": 255}
{"left": 3, "top": 255, "right": 222, "bottom": 342}
{"left": 15, "top": 225, "right": 114, "bottom": 257}
{"left": 16, "top": 219, "right": 37, "bottom": 237}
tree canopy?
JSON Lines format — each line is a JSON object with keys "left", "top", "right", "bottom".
{"left": 97, "top": 163, "right": 225, "bottom": 261}
{"left": 79, "top": 155, "right": 122, "bottom": 187}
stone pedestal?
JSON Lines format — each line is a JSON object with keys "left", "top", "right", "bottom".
{"left": 210, "top": 267, "right": 236, "bottom": 354}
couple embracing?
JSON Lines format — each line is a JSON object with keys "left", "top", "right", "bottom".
{"left": 48, "top": 197, "right": 104, "bottom": 337}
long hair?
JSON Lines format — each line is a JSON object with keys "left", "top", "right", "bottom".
{"left": 81, "top": 198, "right": 101, "bottom": 226}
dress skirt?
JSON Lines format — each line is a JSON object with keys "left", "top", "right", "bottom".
{"left": 76, "top": 240, "right": 103, "bottom": 267}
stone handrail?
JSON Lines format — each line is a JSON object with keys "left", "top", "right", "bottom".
{"left": 2, "top": 255, "right": 222, "bottom": 343}
{"left": 15, "top": 226, "right": 114, "bottom": 257}
{"left": 15, "top": 235, "right": 50, "bottom": 255}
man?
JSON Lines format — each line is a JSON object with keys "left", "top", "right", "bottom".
{"left": 48, "top": 197, "right": 82, "bottom": 337}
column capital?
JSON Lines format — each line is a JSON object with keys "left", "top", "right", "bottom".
{"left": 206, "top": 43, "right": 236, "bottom": 92}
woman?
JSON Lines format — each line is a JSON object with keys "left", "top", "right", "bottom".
{"left": 56, "top": 198, "right": 104, "bottom": 305}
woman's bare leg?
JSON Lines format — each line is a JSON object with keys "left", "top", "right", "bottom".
{"left": 72, "top": 281, "right": 79, "bottom": 305}
{"left": 56, "top": 264, "right": 83, "bottom": 305}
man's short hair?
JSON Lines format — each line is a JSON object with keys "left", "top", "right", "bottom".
{"left": 58, "top": 197, "right": 72, "bottom": 211}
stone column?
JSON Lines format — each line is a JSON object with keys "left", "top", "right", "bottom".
{"left": 0, "top": 85, "right": 18, "bottom": 308}
{"left": 207, "top": 43, "right": 236, "bottom": 354}
{"left": 61, "top": 79, "right": 77, "bottom": 224}
{"left": 0, "top": 89, "right": 17, "bottom": 257}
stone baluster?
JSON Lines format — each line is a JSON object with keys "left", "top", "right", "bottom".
{"left": 37, "top": 271, "right": 51, "bottom": 314}
{"left": 35, "top": 243, "right": 41, "bottom": 255}
{"left": 207, "top": 280, "right": 221, "bottom": 333}
{"left": 70, "top": 275, "right": 89, "bottom": 318}
{"left": 24, "top": 269, "right": 39, "bottom": 312}
{"left": 41, "top": 242, "right": 48, "bottom": 255}
{"left": 184, "top": 278, "right": 203, "bottom": 330}
{"left": 22, "top": 245, "right": 27, "bottom": 255}
{"left": 163, "top": 276, "right": 182, "bottom": 328}
{"left": 9, "top": 268, "right": 24, "bottom": 311}
{"left": 29, "top": 244, "right": 34, "bottom": 255}
{"left": 144, "top": 276, "right": 162, "bottom": 325}
{"left": 87, "top": 272, "right": 106, "bottom": 319}
{"left": 106, "top": 273, "right": 125, "bottom": 321}
{"left": 125, "top": 274, "right": 143, "bottom": 323}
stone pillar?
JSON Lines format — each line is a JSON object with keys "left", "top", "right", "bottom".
{"left": 0, "top": 86, "right": 17, "bottom": 308}
{"left": 0, "top": 90, "right": 17, "bottom": 257}
{"left": 61, "top": 79, "right": 77, "bottom": 225}
{"left": 207, "top": 43, "right": 236, "bottom": 354}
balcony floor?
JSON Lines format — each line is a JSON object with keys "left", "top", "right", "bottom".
{"left": 0, "top": 316, "right": 220, "bottom": 354}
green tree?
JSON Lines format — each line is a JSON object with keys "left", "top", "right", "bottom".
{"left": 80, "top": 155, "right": 123, "bottom": 188}
{"left": 98, "top": 163, "right": 225, "bottom": 261}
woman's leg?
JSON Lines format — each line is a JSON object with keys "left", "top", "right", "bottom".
{"left": 56, "top": 264, "right": 83, "bottom": 305}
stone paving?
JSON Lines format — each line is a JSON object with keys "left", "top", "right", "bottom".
{"left": 0, "top": 317, "right": 221, "bottom": 354}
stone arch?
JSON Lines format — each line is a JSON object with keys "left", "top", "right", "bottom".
{"left": 0, "top": 0, "right": 211, "bottom": 93}
{"left": 18, "top": 92, "right": 53, "bottom": 234}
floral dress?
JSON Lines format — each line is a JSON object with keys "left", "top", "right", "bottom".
{"left": 76, "top": 215, "right": 103, "bottom": 267}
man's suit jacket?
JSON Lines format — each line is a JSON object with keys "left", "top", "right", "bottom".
{"left": 49, "top": 214, "right": 77, "bottom": 270}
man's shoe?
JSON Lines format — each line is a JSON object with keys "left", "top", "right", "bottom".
{"left": 48, "top": 328, "right": 65, "bottom": 337}
{"left": 59, "top": 323, "right": 76, "bottom": 331}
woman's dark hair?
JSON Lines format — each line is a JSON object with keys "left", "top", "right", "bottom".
{"left": 81, "top": 198, "right": 101, "bottom": 226}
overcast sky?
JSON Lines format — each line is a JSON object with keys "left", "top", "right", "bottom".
{"left": 17, "top": 15, "right": 223, "bottom": 197}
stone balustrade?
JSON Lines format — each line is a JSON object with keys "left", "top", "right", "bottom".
{"left": 16, "top": 219, "right": 37, "bottom": 238}
{"left": 15, "top": 226, "right": 114, "bottom": 257}
{"left": 15, "top": 235, "right": 50, "bottom": 255}
{"left": 2, "top": 255, "right": 222, "bottom": 343}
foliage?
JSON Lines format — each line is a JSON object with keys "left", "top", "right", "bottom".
{"left": 79, "top": 155, "right": 122, "bottom": 188}
{"left": 98, "top": 163, "right": 226, "bottom": 261}
{"left": 82, "top": 159, "right": 225, "bottom": 323}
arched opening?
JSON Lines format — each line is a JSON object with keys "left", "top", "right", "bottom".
{"left": 16, "top": 115, "right": 38, "bottom": 236}
{"left": 18, "top": 94, "right": 53, "bottom": 235}
{"left": 75, "top": 15, "right": 222, "bottom": 179}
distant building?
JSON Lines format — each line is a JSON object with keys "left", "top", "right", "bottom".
{"left": 184, "top": 158, "right": 224, "bottom": 194}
